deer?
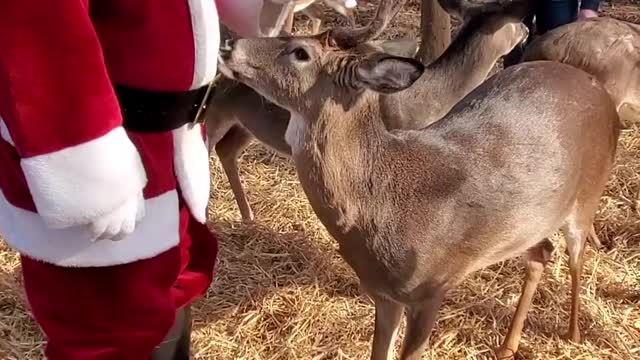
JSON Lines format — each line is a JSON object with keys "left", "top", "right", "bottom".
{"left": 520, "top": 16, "right": 640, "bottom": 126}
{"left": 216, "top": 0, "right": 621, "bottom": 358}
{"left": 207, "top": 0, "right": 530, "bottom": 221}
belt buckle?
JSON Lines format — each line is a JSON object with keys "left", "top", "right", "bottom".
{"left": 189, "top": 73, "right": 223, "bottom": 129}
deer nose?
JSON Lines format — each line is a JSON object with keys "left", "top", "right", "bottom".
{"left": 219, "top": 38, "right": 235, "bottom": 60}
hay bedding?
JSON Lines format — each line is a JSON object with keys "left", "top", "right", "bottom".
{"left": 1, "top": 1, "right": 640, "bottom": 359}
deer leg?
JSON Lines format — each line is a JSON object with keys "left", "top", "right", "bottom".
{"left": 566, "top": 245, "right": 585, "bottom": 343}
{"left": 215, "top": 126, "right": 255, "bottom": 221}
{"left": 561, "top": 220, "right": 588, "bottom": 343}
{"left": 398, "top": 292, "right": 445, "bottom": 360}
{"left": 497, "top": 239, "right": 553, "bottom": 359}
{"left": 370, "top": 295, "right": 404, "bottom": 360}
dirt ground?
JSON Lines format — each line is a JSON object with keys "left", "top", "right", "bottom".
{"left": 1, "top": 1, "right": 640, "bottom": 359}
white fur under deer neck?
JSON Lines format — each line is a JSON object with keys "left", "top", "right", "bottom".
{"left": 288, "top": 90, "right": 393, "bottom": 233}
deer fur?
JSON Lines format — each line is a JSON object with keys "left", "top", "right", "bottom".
{"left": 217, "top": 2, "right": 621, "bottom": 359}
{"left": 522, "top": 16, "right": 640, "bottom": 125}
{"left": 207, "top": 0, "right": 529, "bottom": 220}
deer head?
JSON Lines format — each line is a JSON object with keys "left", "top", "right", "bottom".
{"left": 220, "top": 31, "right": 424, "bottom": 113}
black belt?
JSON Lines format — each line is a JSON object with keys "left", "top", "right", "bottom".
{"left": 114, "top": 84, "right": 210, "bottom": 133}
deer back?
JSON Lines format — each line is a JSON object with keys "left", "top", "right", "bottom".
{"left": 523, "top": 17, "right": 640, "bottom": 109}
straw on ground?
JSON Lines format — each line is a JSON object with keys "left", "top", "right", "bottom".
{"left": 1, "top": 1, "right": 639, "bottom": 359}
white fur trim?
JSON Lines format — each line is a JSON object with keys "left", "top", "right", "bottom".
{"left": 20, "top": 127, "right": 147, "bottom": 229}
{"left": 188, "top": 0, "right": 221, "bottom": 89}
{"left": 0, "top": 190, "right": 180, "bottom": 267}
{"left": 0, "top": 116, "right": 14, "bottom": 146}
{"left": 173, "top": 124, "right": 210, "bottom": 223}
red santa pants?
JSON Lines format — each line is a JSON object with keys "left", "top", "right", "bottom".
{"left": 19, "top": 200, "right": 218, "bottom": 360}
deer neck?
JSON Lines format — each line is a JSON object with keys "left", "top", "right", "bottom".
{"left": 421, "top": 32, "right": 504, "bottom": 103}
{"left": 380, "top": 32, "right": 505, "bottom": 128}
{"left": 285, "top": 91, "right": 388, "bottom": 234}
{"left": 287, "top": 89, "right": 386, "bottom": 155}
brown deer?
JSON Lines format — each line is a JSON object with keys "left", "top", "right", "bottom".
{"left": 521, "top": 16, "right": 640, "bottom": 125}
{"left": 207, "top": 0, "right": 529, "bottom": 221}
{"left": 217, "top": 1, "right": 621, "bottom": 359}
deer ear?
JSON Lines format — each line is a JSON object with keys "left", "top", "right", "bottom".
{"left": 356, "top": 56, "right": 424, "bottom": 93}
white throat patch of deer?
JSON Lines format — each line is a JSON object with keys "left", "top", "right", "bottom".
{"left": 215, "top": 1, "right": 621, "bottom": 359}
{"left": 285, "top": 112, "right": 307, "bottom": 151}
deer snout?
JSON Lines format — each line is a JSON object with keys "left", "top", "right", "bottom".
{"left": 216, "top": 38, "right": 258, "bottom": 81}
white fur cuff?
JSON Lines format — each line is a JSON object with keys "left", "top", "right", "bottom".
{"left": 173, "top": 124, "right": 211, "bottom": 223}
{"left": 0, "top": 190, "right": 180, "bottom": 267}
{"left": 20, "top": 127, "right": 148, "bottom": 229}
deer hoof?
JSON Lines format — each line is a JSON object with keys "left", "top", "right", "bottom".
{"left": 562, "top": 330, "right": 581, "bottom": 344}
{"left": 495, "top": 347, "right": 516, "bottom": 359}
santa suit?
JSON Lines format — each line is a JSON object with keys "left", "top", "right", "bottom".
{"left": 0, "top": 1, "right": 221, "bottom": 359}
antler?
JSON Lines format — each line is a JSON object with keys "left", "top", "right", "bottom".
{"left": 330, "top": 0, "right": 408, "bottom": 48}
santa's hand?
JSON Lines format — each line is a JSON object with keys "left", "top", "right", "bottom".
{"left": 89, "top": 191, "right": 146, "bottom": 241}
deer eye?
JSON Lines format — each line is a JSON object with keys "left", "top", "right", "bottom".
{"left": 292, "top": 47, "right": 310, "bottom": 62}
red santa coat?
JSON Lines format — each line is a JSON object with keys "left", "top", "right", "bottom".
{"left": 0, "top": 1, "right": 218, "bottom": 269}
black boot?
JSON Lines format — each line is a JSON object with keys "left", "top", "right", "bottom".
{"left": 151, "top": 305, "right": 192, "bottom": 360}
